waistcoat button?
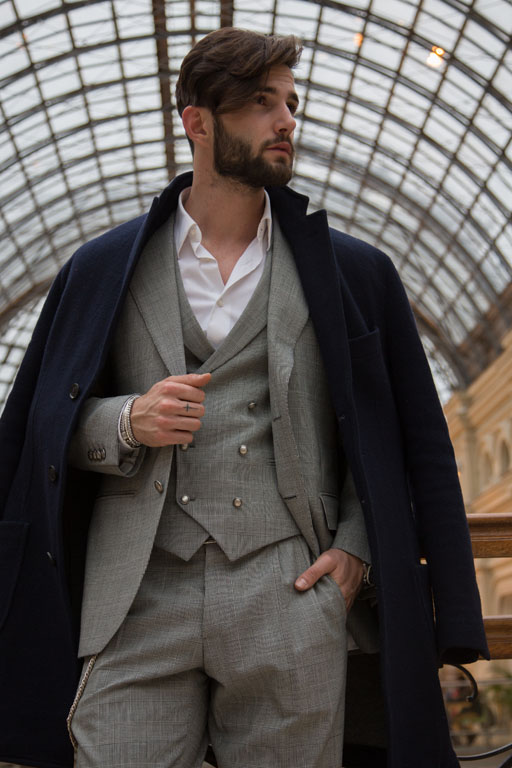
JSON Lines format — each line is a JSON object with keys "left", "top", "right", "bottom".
{"left": 247, "top": 402, "right": 257, "bottom": 410}
{"left": 233, "top": 497, "right": 243, "bottom": 508}
{"left": 181, "top": 494, "right": 190, "bottom": 504}
{"left": 154, "top": 480, "right": 164, "bottom": 493}
{"left": 180, "top": 444, "right": 189, "bottom": 451}
{"left": 239, "top": 445, "right": 248, "bottom": 456}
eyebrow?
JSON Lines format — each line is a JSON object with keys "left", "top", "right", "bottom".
{"left": 259, "top": 85, "right": 300, "bottom": 107}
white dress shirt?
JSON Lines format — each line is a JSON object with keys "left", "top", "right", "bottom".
{"left": 175, "top": 188, "right": 272, "bottom": 348}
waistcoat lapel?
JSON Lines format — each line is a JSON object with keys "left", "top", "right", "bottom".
{"left": 268, "top": 218, "right": 319, "bottom": 555}
{"left": 128, "top": 212, "right": 187, "bottom": 375}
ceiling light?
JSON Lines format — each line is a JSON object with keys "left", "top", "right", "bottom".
{"left": 426, "top": 45, "right": 446, "bottom": 68}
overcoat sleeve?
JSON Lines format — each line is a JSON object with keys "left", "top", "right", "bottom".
{"left": 0, "top": 264, "right": 70, "bottom": 512}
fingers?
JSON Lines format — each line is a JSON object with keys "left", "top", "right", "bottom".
{"left": 129, "top": 372, "right": 212, "bottom": 447}
{"left": 294, "top": 551, "right": 334, "bottom": 591}
{"left": 294, "top": 548, "right": 364, "bottom": 612}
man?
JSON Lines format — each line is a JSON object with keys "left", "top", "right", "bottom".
{"left": 0, "top": 27, "right": 488, "bottom": 768}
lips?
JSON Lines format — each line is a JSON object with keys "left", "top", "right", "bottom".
{"left": 266, "top": 142, "right": 292, "bottom": 155}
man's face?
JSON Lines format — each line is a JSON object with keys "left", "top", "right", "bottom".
{"left": 213, "top": 65, "right": 298, "bottom": 188}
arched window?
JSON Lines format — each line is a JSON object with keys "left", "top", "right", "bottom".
{"left": 499, "top": 441, "right": 510, "bottom": 475}
{"left": 481, "top": 452, "right": 493, "bottom": 488}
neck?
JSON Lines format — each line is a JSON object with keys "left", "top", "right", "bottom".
{"left": 183, "top": 165, "right": 266, "bottom": 247}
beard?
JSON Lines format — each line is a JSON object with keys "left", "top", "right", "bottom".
{"left": 213, "top": 115, "right": 294, "bottom": 188}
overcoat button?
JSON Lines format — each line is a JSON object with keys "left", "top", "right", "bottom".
{"left": 69, "top": 383, "right": 80, "bottom": 399}
{"left": 48, "top": 465, "right": 58, "bottom": 482}
{"left": 154, "top": 480, "right": 164, "bottom": 493}
{"left": 46, "top": 551, "right": 56, "bottom": 566}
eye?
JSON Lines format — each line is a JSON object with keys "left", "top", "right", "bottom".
{"left": 256, "top": 94, "right": 267, "bottom": 106}
{"left": 288, "top": 102, "right": 298, "bottom": 115}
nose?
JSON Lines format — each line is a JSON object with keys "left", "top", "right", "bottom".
{"left": 274, "top": 102, "right": 296, "bottom": 136}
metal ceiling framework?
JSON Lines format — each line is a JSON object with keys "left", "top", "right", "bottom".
{"left": 0, "top": 0, "right": 511, "bottom": 408}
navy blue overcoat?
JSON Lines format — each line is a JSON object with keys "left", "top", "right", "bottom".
{"left": 0, "top": 172, "right": 489, "bottom": 768}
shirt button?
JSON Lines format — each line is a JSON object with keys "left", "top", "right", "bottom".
{"left": 154, "top": 480, "right": 164, "bottom": 493}
{"left": 217, "top": 298, "right": 224, "bottom": 307}
{"left": 239, "top": 445, "right": 248, "bottom": 456}
{"left": 233, "top": 497, "right": 243, "bottom": 508}
{"left": 248, "top": 401, "right": 257, "bottom": 410}
{"left": 181, "top": 495, "right": 190, "bottom": 504}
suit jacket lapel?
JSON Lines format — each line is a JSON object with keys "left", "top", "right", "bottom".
{"left": 128, "top": 212, "right": 187, "bottom": 376}
{"left": 268, "top": 218, "right": 319, "bottom": 555}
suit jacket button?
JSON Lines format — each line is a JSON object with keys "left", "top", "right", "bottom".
{"left": 154, "top": 480, "right": 164, "bottom": 493}
{"left": 48, "top": 465, "right": 58, "bottom": 482}
{"left": 69, "top": 383, "right": 80, "bottom": 399}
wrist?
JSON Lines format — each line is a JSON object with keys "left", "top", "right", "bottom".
{"left": 119, "top": 394, "right": 142, "bottom": 449}
{"left": 362, "top": 561, "right": 374, "bottom": 589}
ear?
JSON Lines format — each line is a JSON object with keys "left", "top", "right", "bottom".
{"left": 181, "top": 105, "right": 212, "bottom": 149}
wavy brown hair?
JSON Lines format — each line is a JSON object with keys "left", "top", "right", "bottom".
{"left": 175, "top": 27, "right": 302, "bottom": 117}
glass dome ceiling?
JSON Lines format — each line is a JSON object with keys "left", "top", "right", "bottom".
{"left": 1, "top": 0, "right": 511, "bottom": 408}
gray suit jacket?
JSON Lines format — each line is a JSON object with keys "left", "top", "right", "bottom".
{"left": 69, "top": 213, "right": 376, "bottom": 658}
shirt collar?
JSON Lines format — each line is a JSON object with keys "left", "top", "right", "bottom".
{"left": 175, "top": 188, "right": 273, "bottom": 257}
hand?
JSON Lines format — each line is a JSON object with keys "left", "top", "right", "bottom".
{"left": 130, "top": 373, "right": 211, "bottom": 447}
{"left": 294, "top": 548, "right": 364, "bottom": 611}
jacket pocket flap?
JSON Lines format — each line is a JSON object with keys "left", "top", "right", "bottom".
{"left": 319, "top": 493, "right": 339, "bottom": 532}
{"left": 0, "top": 521, "right": 29, "bottom": 631}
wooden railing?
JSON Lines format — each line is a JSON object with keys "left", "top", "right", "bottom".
{"left": 455, "top": 513, "right": 512, "bottom": 767}
{"left": 467, "top": 512, "right": 512, "bottom": 660}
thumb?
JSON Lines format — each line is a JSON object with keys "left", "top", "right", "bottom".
{"left": 294, "top": 557, "right": 330, "bottom": 591}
